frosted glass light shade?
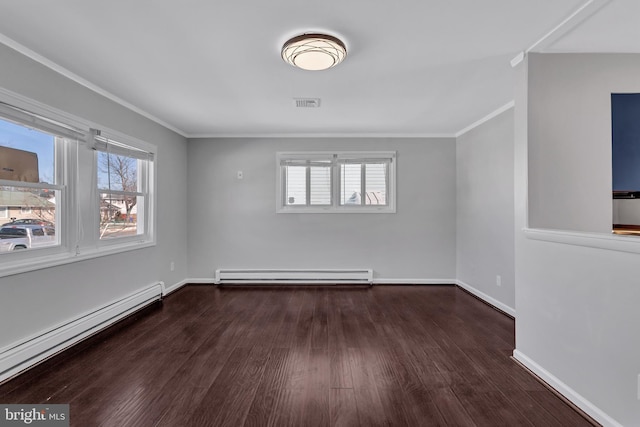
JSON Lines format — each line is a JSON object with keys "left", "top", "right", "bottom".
{"left": 281, "top": 33, "right": 347, "bottom": 71}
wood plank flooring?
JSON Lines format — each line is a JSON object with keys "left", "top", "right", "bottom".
{"left": 0, "top": 285, "right": 596, "bottom": 426}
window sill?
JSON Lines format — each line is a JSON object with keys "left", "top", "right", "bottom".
{"left": 523, "top": 227, "right": 640, "bottom": 254}
{"left": 0, "top": 239, "right": 155, "bottom": 278}
{"left": 277, "top": 206, "right": 396, "bottom": 214}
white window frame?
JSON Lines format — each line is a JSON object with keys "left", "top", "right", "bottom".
{"left": 0, "top": 89, "right": 156, "bottom": 278}
{"left": 277, "top": 151, "right": 396, "bottom": 214}
{"left": 0, "top": 207, "right": 8, "bottom": 219}
{"left": 0, "top": 102, "right": 77, "bottom": 268}
{"left": 91, "top": 130, "right": 154, "bottom": 247}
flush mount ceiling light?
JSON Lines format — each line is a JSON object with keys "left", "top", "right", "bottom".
{"left": 281, "top": 33, "right": 347, "bottom": 71}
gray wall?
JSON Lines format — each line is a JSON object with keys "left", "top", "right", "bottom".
{"left": 456, "top": 109, "right": 515, "bottom": 311}
{"left": 0, "top": 45, "right": 188, "bottom": 348}
{"left": 187, "top": 137, "right": 456, "bottom": 281}
{"left": 516, "top": 53, "right": 640, "bottom": 426}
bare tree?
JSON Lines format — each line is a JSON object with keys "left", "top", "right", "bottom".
{"left": 98, "top": 153, "right": 137, "bottom": 222}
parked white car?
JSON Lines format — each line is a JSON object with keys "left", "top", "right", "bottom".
{"left": 0, "top": 224, "right": 56, "bottom": 252}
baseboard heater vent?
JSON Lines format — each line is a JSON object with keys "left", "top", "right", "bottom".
{"left": 0, "top": 282, "right": 163, "bottom": 384}
{"left": 214, "top": 269, "right": 373, "bottom": 285}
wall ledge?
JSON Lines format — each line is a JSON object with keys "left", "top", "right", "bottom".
{"left": 524, "top": 227, "right": 640, "bottom": 254}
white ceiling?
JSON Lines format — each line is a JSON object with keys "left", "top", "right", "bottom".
{"left": 0, "top": 0, "right": 638, "bottom": 138}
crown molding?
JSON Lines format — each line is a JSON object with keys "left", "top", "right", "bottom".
{"left": 185, "top": 132, "right": 456, "bottom": 139}
{"left": 455, "top": 101, "right": 515, "bottom": 138}
{"left": 510, "top": 0, "right": 613, "bottom": 67}
{"left": 0, "top": 32, "right": 188, "bottom": 138}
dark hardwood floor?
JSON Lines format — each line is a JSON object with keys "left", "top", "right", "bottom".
{"left": 0, "top": 285, "right": 596, "bottom": 427}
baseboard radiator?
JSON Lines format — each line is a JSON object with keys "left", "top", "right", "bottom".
{"left": 214, "top": 269, "right": 373, "bottom": 285}
{"left": 0, "top": 282, "right": 163, "bottom": 384}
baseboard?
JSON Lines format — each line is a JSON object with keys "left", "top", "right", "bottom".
{"left": 0, "top": 283, "right": 162, "bottom": 384}
{"left": 372, "top": 278, "right": 456, "bottom": 285}
{"left": 203, "top": 276, "right": 454, "bottom": 286}
{"left": 186, "top": 278, "right": 216, "bottom": 285}
{"left": 513, "top": 350, "right": 622, "bottom": 427}
{"left": 191, "top": 277, "right": 456, "bottom": 286}
{"left": 161, "top": 279, "right": 191, "bottom": 296}
{"left": 455, "top": 280, "right": 516, "bottom": 317}
{"left": 186, "top": 278, "right": 447, "bottom": 286}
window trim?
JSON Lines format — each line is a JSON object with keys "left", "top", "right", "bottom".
{"left": 93, "top": 132, "right": 154, "bottom": 246}
{"left": 276, "top": 151, "right": 396, "bottom": 214}
{"left": 0, "top": 88, "right": 157, "bottom": 278}
{"left": 0, "top": 118, "right": 73, "bottom": 265}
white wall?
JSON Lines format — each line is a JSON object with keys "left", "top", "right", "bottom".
{"left": 187, "top": 137, "right": 456, "bottom": 281}
{"left": 515, "top": 53, "right": 640, "bottom": 427}
{"left": 456, "top": 108, "right": 515, "bottom": 313}
{"left": 613, "top": 198, "right": 640, "bottom": 225}
{"left": 525, "top": 54, "right": 640, "bottom": 233}
{"left": 0, "top": 45, "right": 188, "bottom": 349}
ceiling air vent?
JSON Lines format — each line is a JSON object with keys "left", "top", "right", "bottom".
{"left": 294, "top": 98, "right": 321, "bottom": 108}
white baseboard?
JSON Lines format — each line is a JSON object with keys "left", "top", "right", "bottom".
{"left": 372, "top": 278, "right": 456, "bottom": 285}
{"left": 0, "top": 282, "right": 162, "bottom": 384}
{"left": 513, "top": 350, "right": 623, "bottom": 427}
{"left": 205, "top": 276, "right": 454, "bottom": 286}
{"left": 456, "top": 280, "right": 516, "bottom": 317}
{"left": 162, "top": 279, "right": 191, "bottom": 296}
{"left": 186, "top": 278, "right": 216, "bottom": 284}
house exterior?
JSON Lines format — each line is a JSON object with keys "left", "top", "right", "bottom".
{"left": 0, "top": 190, "right": 55, "bottom": 224}
{"left": 99, "top": 193, "right": 138, "bottom": 222}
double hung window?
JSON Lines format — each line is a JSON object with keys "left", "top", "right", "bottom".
{"left": 277, "top": 151, "right": 396, "bottom": 213}
{"left": 0, "top": 102, "right": 80, "bottom": 256}
{"left": 93, "top": 130, "right": 152, "bottom": 242}
{"left": 0, "top": 94, "right": 156, "bottom": 276}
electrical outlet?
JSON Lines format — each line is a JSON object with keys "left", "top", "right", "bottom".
{"left": 170, "top": 261, "right": 175, "bottom": 272}
{"left": 496, "top": 275, "right": 502, "bottom": 287}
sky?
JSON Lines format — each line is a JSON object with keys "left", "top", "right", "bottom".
{"left": 0, "top": 118, "right": 55, "bottom": 184}
{"left": 0, "top": 117, "right": 138, "bottom": 191}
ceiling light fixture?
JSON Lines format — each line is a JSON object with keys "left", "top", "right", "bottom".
{"left": 281, "top": 33, "right": 347, "bottom": 71}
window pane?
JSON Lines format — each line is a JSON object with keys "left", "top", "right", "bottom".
{"left": 285, "top": 166, "right": 306, "bottom": 205}
{"left": 0, "top": 118, "right": 55, "bottom": 185}
{"left": 310, "top": 166, "right": 331, "bottom": 205}
{"left": 97, "top": 152, "right": 139, "bottom": 192}
{"left": 97, "top": 151, "right": 144, "bottom": 240}
{"left": 340, "top": 163, "right": 362, "bottom": 205}
{"left": 0, "top": 187, "right": 58, "bottom": 253}
{"left": 99, "top": 193, "right": 143, "bottom": 239}
{"left": 365, "top": 163, "right": 387, "bottom": 205}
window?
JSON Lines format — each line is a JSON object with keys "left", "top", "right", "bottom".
{"left": 93, "top": 130, "right": 153, "bottom": 243}
{"left": 0, "top": 102, "right": 76, "bottom": 256}
{"left": 277, "top": 151, "right": 396, "bottom": 213}
{"left": 339, "top": 161, "right": 389, "bottom": 206}
{"left": 0, "top": 94, "right": 156, "bottom": 276}
{"left": 282, "top": 159, "right": 332, "bottom": 207}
